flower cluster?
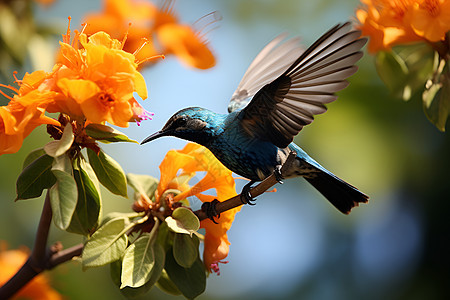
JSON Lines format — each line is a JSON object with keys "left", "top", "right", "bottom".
{"left": 356, "top": 0, "right": 450, "bottom": 52}
{"left": 0, "top": 25, "right": 152, "bottom": 156}
{"left": 83, "top": 0, "right": 216, "bottom": 69}
{"left": 134, "top": 143, "right": 240, "bottom": 273}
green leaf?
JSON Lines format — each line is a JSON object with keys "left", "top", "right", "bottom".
{"left": 121, "top": 233, "right": 155, "bottom": 288}
{"left": 22, "top": 148, "right": 45, "bottom": 169}
{"left": 16, "top": 154, "right": 56, "bottom": 200}
{"left": 143, "top": 242, "right": 165, "bottom": 288}
{"left": 87, "top": 148, "right": 128, "bottom": 197}
{"left": 113, "top": 243, "right": 166, "bottom": 298}
{"left": 100, "top": 211, "right": 144, "bottom": 227}
{"left": 82, "top": 217, "right": 128, "bottom": 269}
{"left": 376, "top": 45, "right": 434, "bottom": 101}
{"left": 121, "top": 218, "right": 160, "bottom": 288}
{"left": 67, "top": 157, "right": 102, "bottom": 235}
{"left": 165, "top": 248, "right": 206, "bottom": 299}
{"left": 110, "top": 259, "right": 122, "bottom": 287}
{"left": 126, "top": 173, "right": 159, "bottom": 201}
{"left": 44, "top": 124, "right": 74, "bottom": 157}
{"left": 156, "top": 221, "right": 174, "bottom": 252}
{"left": 173, "top": 233, "right": 199, "bottom": 268}
{"left": 165, "top": 207, "right": 200, "bottom": 236}
{"left": 85, "top": 123, "right": 138, "bottom": 143}
{"left": 156, "top": 269, "right": 182, "bottom": 296}
{"left": 50, "top": 154, "right": 78, "bottom": 230}
{"left": 376, "top": 50, "right": 409, "bottom": 100}
{"left": 423, "top": 61, "right": 450, "bottom": 132}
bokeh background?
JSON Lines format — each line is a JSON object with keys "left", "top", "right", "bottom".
{"left": 1, "top": 0, "right": 449, "bottom": 299}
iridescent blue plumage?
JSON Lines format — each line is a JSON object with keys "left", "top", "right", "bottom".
{"left": 142, "top": 22, "right": 369, "bottom": 214}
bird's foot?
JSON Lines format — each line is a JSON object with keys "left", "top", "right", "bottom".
{"left": 240, "top": 180, "right": 256, "bottom": 205}
{"left": 201, "top": 199, "right": 221, "bottom": 224}
{"left": 274, "top": 165, "right": 284, "bottom": 184}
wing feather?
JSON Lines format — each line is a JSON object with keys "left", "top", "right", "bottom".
{"left": 238, "top": 22, "right": 367, "bottom": 148}
{"left": 228, "top": 34, "right": 303, "bottom": 113}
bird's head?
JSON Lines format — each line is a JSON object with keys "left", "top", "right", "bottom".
{"left": 141, "top": 107, "right": 220, "bottom": 146}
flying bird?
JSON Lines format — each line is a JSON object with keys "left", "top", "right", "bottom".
{"left": 142, "top": 22, "right": 369, "bottom": 216}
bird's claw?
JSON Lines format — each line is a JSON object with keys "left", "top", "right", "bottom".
{"left": 240, "top": 180, "right": 256, "bottom": 205}
{"left": 274, "top": 165, "right": 284, "bottom": 184}
{"left": 201, "top": 199, "right": 221, "bottom": 224}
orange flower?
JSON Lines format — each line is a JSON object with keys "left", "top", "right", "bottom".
{"left": 408, "top": 0, "right": 450, "bottom": 42}
{"left": 155, "top": 143, "right": 240, "bottom": 272}
{"left": 83, "top": 0, "right": 216, "bottom": 69}
{"left": 356, "top": 0, "right": 450, "bottom": 52}
{"left": 157, "top": 24, "right": 216, "bottom": 70}
{"left": 152, "top": 1, "right": 216, "bottom": 70}
{"left": 0, "top": 70, "right": 61, "bottom": 156}
{"left": 0, "top": 243, "right": 62, "bottom": 300}
{"left": 0, "top": 22, "right": 153, "bottom": 155}
{"left": 54, "top": 30, "right": 151, "bottom": 127}
{"left": 356, "top": 0, "right": 421, "bottom": 52}
{"left": 0, "top": 97, "right": 60, "bottom": 156}
{"left": 0, "top": 107, "right": 24, "bottom": 156}
{"left": 83, "top": 0, "right": 159, "bottom": 63}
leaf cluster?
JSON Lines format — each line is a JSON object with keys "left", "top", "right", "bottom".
{"left": 375, "top": 43, "right": 450, "bottom": 131}
{"left": 16, "top": 124, "right": 130, "bottom": 234}
{"left": 83, "top": 175, "right": 206, "bottom": 299}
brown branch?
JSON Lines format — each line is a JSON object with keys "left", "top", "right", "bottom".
{"left": 48, "top": 243, "right": 83, "bottom": 269}
{"left": 0, "top": 192, "right": 51, "bottom": 298}
{"left": 32, "top": 192, "right": 53, "bottom": 268}
{"left": 194, "top": 151, "right": 297, "bottom": 221}
{"left": 0, "top": 192, "right": 82, "bottom": 299}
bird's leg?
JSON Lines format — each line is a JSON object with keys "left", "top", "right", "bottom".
{"left": 240, "top": 180, "right": 256, "bottom": 205}
{"left": 274, "top": 164, "right": 284, "bottom": 184}
{"left": 201, "top": 199, "right": 221, "bottom": 224}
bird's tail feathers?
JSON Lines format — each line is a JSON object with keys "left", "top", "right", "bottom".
{"left": 304, "top": 169, "right": 368, "bottom": 214}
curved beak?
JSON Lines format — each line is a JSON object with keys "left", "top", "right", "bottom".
{"left": 140, "top": 130, "right": 169, "bottom": 145}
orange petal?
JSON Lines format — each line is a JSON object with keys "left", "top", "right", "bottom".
{"left": 57, "top": 42, "right": 83, "bottom": 72}
{"left": 109, "top": 97, "right": 134, "bottom": 127}
{"left": 0, "top": 106, "right": 17, "bottom": 135}
{"left": 409, "top": 0, "right": 450, "bottom": 42}
{"left": 134, "top": 71, "right": 148, "bottom": 100}
{"left": 19, "top": 70, "right": 47, "bottom": 95}
{"left": 105, "top": 0, "right": 156, "bottom": 21}
{"left": 157, "top": 24, "right": 216, "bottom": 70}
{"left": 0, "top": 131, "right": 24, "bottom": 156}
{"left": 86, "top": 31, "right": 122, "bottom": 49}
{"left": 157, "top": 149, "right": 194, "bottom": 198}
{"left": 57, "top": 78, "right": 101, "bottom": 104}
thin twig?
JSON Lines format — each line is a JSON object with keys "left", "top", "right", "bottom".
{"left": 194, "top": 151, "right": 297, "bottom": 221}
{"left": 48, "top": 243, "right": 83, "bottom": 269}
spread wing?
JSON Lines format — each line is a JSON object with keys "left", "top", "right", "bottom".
{"left": 227, "top": 33, "right": 304, "bottom": 113}
{"left": 238, "top": 22, "right": 367, "bottom": 148}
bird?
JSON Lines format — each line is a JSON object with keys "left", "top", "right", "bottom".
{"left": 141, "top": 22, "right": 369, "bottom": 216}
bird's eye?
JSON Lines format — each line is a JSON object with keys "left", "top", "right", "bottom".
{"left": 174, "top": 116, "right": 187, "bottom": 127}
